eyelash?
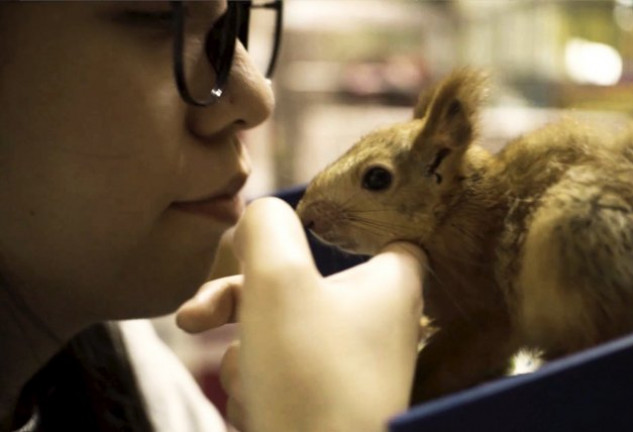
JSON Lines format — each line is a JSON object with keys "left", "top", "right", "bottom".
{"left": 121, "top": 10, "right": 175, "bottom": 26}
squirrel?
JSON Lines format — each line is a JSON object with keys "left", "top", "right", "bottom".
{"left": 296, "top": 68, "right": 633, "bottom": 405}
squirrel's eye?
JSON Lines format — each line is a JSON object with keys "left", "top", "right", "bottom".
{"left": 362, "top": 166, "right": 393, "bottom": 191}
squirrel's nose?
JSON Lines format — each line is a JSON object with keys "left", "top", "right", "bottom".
{"left": 297, "top": 201, "right": 336, "bottom": 235}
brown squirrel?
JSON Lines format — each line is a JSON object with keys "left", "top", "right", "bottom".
{"left": 296, "top": 69, "right": 633, "bottom": 405}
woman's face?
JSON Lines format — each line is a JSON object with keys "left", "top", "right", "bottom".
{"left": 0, "top": 2, "right": 273, "bottom": 330}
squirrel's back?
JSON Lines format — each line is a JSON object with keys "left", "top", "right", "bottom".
{"left": 487, "top": 117, "right": 633, "bottom": 354}
{"left": 493, "top": 116, "right": 622, "bottom": 199}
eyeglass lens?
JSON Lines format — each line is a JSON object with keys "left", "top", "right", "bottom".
{"left": 245, "top": 0, "right": 282, "bottom": 78}
{"left": 176, "top": 0, "right": 282, "bottom": 106}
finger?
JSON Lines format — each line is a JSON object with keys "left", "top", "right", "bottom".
{"left": 175, "top": 275, "right": 243, "bottom": 333}
{"left": 372, "top": 241, "right": 428, "bottom": 286}
{"left": 232, "top": 197, "right": 319, "bottom": 286}
{"left": 330, "top": 241, "right": 427, "bottom": 297}
{"left": 220, "top": 341, "right": 243, "bottom": 403}
{"left": 364, "top": 242, "right": 427, "bottom": 307}
{"left": 226, "top": 397, "right": 247, "bottom": 432}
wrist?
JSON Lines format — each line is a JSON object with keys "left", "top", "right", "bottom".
{"left": 246, "top": 381, "right": 408, "bottom": 432}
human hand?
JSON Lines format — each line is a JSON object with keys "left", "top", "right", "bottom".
{"left": 177, "top": 197, "right": 426, "bottom": 432}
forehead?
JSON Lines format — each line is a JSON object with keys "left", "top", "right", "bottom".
{"left": 359, "top": 121, "right": 420, "bottom": 154}
{"left": 329, "top": 128, "right": 403, "bottom": 176}
{"left": 0, "top": 1, "right": 228, "bottom": 21}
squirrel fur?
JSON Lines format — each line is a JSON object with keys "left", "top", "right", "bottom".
{"left": 296, "top": 69, "right": 633, "bottom": 404}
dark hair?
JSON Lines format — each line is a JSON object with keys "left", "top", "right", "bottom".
{"left": 13, "top": 323, "right": 154, "bottom": 432}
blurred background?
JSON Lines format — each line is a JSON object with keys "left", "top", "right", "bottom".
{"left": 153, "top": 0, "right": 633, "bottom": 421}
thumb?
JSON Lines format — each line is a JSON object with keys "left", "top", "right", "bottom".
{"left": 374, "top": 241, "right": 428, "bottom": 284}
{"left": 330, "top": 241, "right": 427, "bottom": 300}
{"left": 232, "top": 197, "right": 320, "bottom": 294}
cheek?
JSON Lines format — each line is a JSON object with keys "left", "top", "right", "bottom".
{"left": 0, "top": 98, "right": 231, "bottom": 319}
{"left": 0, "top": 66, "right": 210, "bottom": 319}
{"left": 0, "top": 156, "right": 228, "bottom": 320}
{"left": 351, "top": 225, "right": 394, "bottom": 256}
{"left": 0, "top": 8, "right": 228, "bottom": 319}
{"left": 0, "top": 149, "right": 183, "bottom": 314}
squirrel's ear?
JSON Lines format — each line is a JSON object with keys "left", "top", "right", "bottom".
{"left": 412, "top": 69, "right": 488, "bottom": 185}
{"left": 412, "top": 86, "right": 435, "bottom": 119}
{"left": 414, "top": 68, "right": 487, "bottom": 149}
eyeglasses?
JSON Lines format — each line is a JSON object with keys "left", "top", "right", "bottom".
{"left": 171, "top": 0, "right": 283, "bottom": 107}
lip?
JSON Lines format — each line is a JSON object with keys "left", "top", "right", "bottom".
{"left": 171, "top": 194, "right": 245, "bottom": 224}
{"left": 171, "top": 173, "right": 247, "bottom": 224}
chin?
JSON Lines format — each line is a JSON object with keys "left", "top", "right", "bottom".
{"left": 111, "top": 246, "right": 218, "bottom": 320}
{"left": 117, "top": 276, "right": 208, "bottom": 320}
{"left": 348, "top": 244, "right": 379, "bottom": 256}
{"left": 342, "top": 234, "right": 384, "bottom": 256}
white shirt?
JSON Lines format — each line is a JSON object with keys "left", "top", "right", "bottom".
{"left": 119, "top": 320, "right": 228, "bottom": 432}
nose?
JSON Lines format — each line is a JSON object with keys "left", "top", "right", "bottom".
{"left": 186, "top": 43, "right": 275, "bottom": 137}
{"left": 296, "top": 200, "right": 338, "bottom": 235}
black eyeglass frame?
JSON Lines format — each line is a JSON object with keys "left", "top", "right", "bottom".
{"left": 171, "top": 0, "right": 283, "bottom": 107}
